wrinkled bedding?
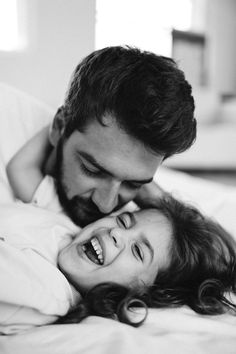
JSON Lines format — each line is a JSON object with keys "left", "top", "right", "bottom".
{"left": 0, "top": 83, "right": 236, "bottom": 353}
{"left": 1, "top": 309, "right": 236, "bottom": 354}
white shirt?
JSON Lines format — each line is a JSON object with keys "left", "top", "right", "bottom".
{"left": 0, "top": 202, "right": 81, "bottom": 334}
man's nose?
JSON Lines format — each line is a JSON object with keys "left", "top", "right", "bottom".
{"left": 92, "top": 180, "right": 120, "bottom": 214}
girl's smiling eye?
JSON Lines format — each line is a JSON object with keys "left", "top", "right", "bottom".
{"left": 133, "top": 243, "right": 143, "bottom": 262}
{"left": 116, "top": 212, "right": 133, "bottom": 229}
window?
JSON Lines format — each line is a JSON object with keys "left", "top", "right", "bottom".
{"left": 96, "top": 0, "right": 193, "bottom": 56}
{"left": 0, "top": 0, "right": 25, "bottom": 51}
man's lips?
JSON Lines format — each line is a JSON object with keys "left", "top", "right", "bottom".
{"left": 78, "top": 203, "right": 106, "bottom": 220}
{"left": 75, "top": 197, "right": 124, "bottom": 218}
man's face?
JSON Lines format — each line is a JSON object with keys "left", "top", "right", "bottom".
{"left": 58, "top": 208, "right": 172, "bottom": 292}
{"left": 55, "top": 115, "right": 163, "bottom": 226}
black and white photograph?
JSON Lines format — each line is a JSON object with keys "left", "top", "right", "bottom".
{"left": 0, "top": 1, "right": 236, "bottom": 353}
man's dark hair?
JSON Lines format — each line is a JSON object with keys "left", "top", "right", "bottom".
{"left": 60, "top": 46, "right": 196, "bottom": 158}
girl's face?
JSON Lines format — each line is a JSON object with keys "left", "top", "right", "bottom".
{"left": 58, "top": 209, "right": 172, "bottom": 292}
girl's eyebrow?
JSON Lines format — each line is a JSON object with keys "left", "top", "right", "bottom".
{"left": 126, "top": 212, "right": 136, "bottom": 227}
{"left": 131, "top": 213, "right": 154, "bottom": 263}
{"left": 142, "top": 236, "right": 154, "bottom": 264}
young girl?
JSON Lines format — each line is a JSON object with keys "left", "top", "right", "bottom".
{"left": 4, "top": 128, "right": 236, "bottom": 330}
{"left": 1, "top": 194, "right": 236, "bottom": 332}
{"left": 0, "top": 198, "right": 171, "bottom": 332}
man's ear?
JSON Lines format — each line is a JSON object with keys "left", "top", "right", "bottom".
{"left": 49, "top": 106, "right": 66, "bottom": 146}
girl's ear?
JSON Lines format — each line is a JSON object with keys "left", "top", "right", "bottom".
{"left": 49, "top": 106, "right": 66, "bottom": 146}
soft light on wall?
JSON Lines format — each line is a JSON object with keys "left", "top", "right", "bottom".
{"left": 0, "top": 0, "right": 26, "bottom": 51}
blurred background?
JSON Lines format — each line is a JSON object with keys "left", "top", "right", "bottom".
{"left": 0, "top": 0, "right": 236, "bottom": 184}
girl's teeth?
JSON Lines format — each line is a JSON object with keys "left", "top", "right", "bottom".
{"left": 91, "top": 237, "right": 104, "bottom": 264}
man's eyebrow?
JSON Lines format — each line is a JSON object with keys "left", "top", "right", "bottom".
{"left": 79, "top": 151, "right": 153, "bottom": 184}
{"left": 79, "top": 152, "right": 109, "bottom": 174}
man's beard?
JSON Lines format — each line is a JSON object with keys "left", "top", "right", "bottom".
{"left": 55, "top": 139, "right": 106, "bottom": 227}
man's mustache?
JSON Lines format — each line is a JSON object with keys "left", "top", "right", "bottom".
{"left": 70, "top": 195, "right": 103, "bottom": 217}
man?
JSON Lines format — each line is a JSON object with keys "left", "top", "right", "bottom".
{"left": 43, "top": 46, "right": 196, "bottom": 227}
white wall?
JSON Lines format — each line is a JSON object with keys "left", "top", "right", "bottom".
{"left": 205, "top": 0, "right": 236, "bottom": 95}
{"left": 0, "top": 0, "right": 96, "bottom": 108}
{"left": 1, "top": 0, "right": 235, "bottom": 106}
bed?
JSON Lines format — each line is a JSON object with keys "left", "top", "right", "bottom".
{"left": 0, "top": 83, "right": 236, "bottom": 354}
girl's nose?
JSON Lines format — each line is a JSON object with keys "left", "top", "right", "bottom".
{"left": 109, "top": 227, "right": 126, "bottom": 249}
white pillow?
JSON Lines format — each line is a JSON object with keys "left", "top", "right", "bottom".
{"left": 0, "top": 83, "right": 54, "bottom": 201}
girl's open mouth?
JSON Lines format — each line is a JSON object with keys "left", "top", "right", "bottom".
{"left": 82, "top": 237, "right": 104, "bottom": 265}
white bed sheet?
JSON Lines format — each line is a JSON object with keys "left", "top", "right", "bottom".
{"left": 1, "top": 311, "right": 236, "bottom": 354}
{"left": 0, "top": 83, "right": 236, "bottom": 353}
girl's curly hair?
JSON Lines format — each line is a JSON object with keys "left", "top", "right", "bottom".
{"left": 57, "top": 194, "right": 236, "bottom": 327}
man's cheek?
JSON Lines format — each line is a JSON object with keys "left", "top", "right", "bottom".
{"left": 69, "top": 175, "right": 95, "bottom": 198}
